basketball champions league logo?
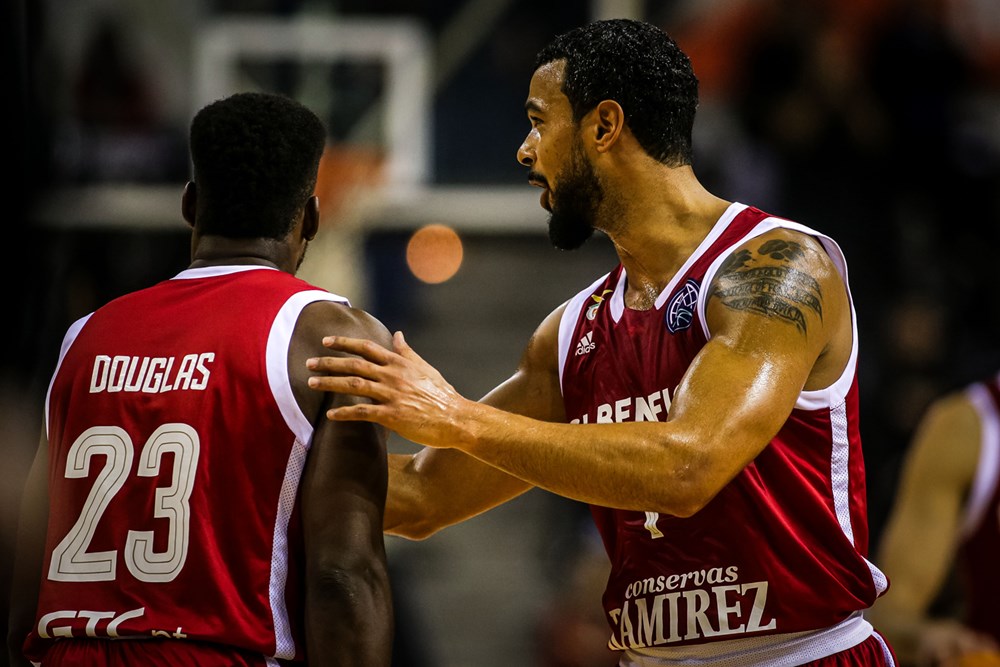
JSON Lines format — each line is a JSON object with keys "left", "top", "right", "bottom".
{"left": 665, "top": 279, "right": 699, "bottom": 333}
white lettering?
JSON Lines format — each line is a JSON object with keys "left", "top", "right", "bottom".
{"left": 37, "top": 607, "right": 145, "bottom": 639}
{"left": 744, "top": 581, "right": 777, "bottom": 632}
{"left": 713, "top": 584, "right": 745, "bottom": 634}
{"left": 124, "top": 357, "right": 150, "bottom": 392}
{"left": 77, "top": 610, "right": 115, "bottom": 637}
{"left": 191, "top": 352, "right": 214, "bottom": 390}
{"left": 608, "top": 572, "right": 775, "bottom": 647}
{"left": 90, "top": 356, "right": 111, "bottom": 392}
{"left": 107, "top": 356, "right": 131, "bottom": 392}
{"left": 159, "top": 357, "right": 176, "bottom": 392}
{"left": 173, "top": 355, "right": 197, "bottom": 390}
{"left": 142, "top": 358, "right": 166, "bottom": 393}
{"left": 87, "top": 354, "right": 214, "bottom": 394}
{"left": 572, "top": 386, "right": 673, "bottom": 426}
{"left": 634, "top": 595, "right": 667, "bottom": 646}
{"left": 683, "top": 588, "right": 716, "bottom": 640}
{"left": 614, "top": 398, "right": 631, "bottom": 422}
{"left": 619, "top": 599, "right": 637, "bottom": 648}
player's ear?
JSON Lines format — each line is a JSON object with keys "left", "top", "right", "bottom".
{"left": 181, "top": 182, "right": 197, "bottom": 228}
{"left": 302, "top": 195, "right": 320, "bottom": 241}
{"left": 592, "top": 99, "right": 625, "bottom": 153}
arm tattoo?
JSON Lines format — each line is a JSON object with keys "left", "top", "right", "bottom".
{"left": 712, "top": 240, "right": 823, "bottom": 335}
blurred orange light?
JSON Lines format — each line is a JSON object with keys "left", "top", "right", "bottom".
{"left": 406, "top": 224, "right": 464, "bottom": 284}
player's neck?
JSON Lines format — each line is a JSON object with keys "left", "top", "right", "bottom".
{"left": 604, "top": 173, "right": 730, "bottom": 310}
{"left": 189, "top": 235, "right": 290, "bottom": 272}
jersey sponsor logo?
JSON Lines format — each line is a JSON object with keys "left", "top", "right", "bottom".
{"left": 575, "top": 331, "right": 596, "bottom": 356}
{"left": 38, "top": 607, "right": 145, "bottom": 639}
{"left": 665, "top": 279, "right": 700, "bottom": 334}
{"left": 89, "top": 353, "right": 215, "bottom": 394}
{"left": 586, "top": 289, "right": 614, "bottom": 321}
{"left": 606, "top": 566, "right": 777, "bottom": 649}
{"left": 570, "top": 386, "right": 672, "bottom": 424}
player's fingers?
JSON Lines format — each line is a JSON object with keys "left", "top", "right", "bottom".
{"left": 393, "top": 332, "right": 444, "bottom": 381}
{"left": 392, "top": 330, "right": 424, "bottom": 363}
{"left": 326, "top": 402, "right": 388, "bottom": 424}
{"left": 307, "top": 354, "right": 383, "bottom": 379}
{"left": 307, "top": 375, "right": 390, "bottom": 402}
{"left": 322, "top": 335, "right": 396, "bottom": 365}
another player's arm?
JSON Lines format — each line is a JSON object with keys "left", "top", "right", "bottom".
{"left": 311, "top": 229, "right": 843, "bottom": 515}
{"left": 385, "top": 306, "right": 567, "bottom": 539}
{"left": 7, "top": 430, "right": 48, "bottom": 667}
{"left": 290, "top": 302, "right": 395, "bottom": 666}
{"left": 867, "top": 392, "right": 1000, "bottom": 664}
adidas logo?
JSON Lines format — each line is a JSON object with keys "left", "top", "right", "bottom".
{"left": 575, "top": 331, "right": 596, "bottom": 356}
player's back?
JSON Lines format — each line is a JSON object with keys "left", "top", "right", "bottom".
{"left": 27, "top": 265, "right": 347, "bottom": 666}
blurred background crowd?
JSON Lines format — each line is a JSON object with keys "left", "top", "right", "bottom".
{"left": 3, "top": 0, "right": 1000, "bottom": 665}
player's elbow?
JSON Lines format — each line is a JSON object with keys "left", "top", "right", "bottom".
{"left": 310, "top": 552, "right": 391, "bottom": 605}
{"left": 655, "top": 457, "right": 726, "bottom": 518}
{"left": 653, "top": 488, "right": 712, "bottom": 518}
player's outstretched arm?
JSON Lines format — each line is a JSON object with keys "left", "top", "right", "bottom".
{"left": 867, "top": 392, "right": 1000, "bottom": 665}
{"left": 292, "top": 303, "right": 395, "bottom": 665}
{"left": 307, "top": 230, "right": 844, "bottom": 516}
{"left": 379, "top": 306, "right": 568, "bottom": 539}
{"left": 311, "top": 231, "right": 840, "bottom": 516}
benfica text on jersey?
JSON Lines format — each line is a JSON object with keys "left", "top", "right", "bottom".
{"left": 557, "top": 203, "right": 889, "bottom": 664}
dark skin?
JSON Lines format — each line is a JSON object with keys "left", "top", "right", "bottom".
{"left": 8, "top": 183, "right": 394, "bottom": 667}
{"left": 302, "top": 60, "right": 853, "bottom": 533}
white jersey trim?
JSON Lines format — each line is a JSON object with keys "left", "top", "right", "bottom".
{"left": 45, "top": 313, "right": 93, "bottom": 441}
{"left": 962, "top": 381, "right": 1000, "bottom": 537}
{"left": 557, "top": 273, "right": 612, "bottom": 397}
{"left": 172, "top": 264, "right": 280, "bottom": 280}
{"left": 608, "top": 203, "right": 748, "bottom": 323}
{"left": 264, "top": 288, "right": 350, "bottom": 659}
{"left": 620, "top": 612, "right": 873, "bottom": 667}
{"left": 696, "top": 217, "right": 858, "bottom": 412}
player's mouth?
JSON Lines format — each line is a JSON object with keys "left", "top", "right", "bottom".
{"left": 528, "top": 175, "right": 551, "bottom": 211}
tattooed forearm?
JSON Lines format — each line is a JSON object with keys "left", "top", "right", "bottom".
{"left": 712, "top": 242, "right": 824, "bottom": 335}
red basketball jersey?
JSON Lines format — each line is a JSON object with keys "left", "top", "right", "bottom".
{"left": 558, "top": 203, "right": 888, "bottom": 663}
{"left": 25, "top": 265, "right": 349, "bottom": 665}
{"left": 960, "top": 374, "right": 1000, "bottom": 642}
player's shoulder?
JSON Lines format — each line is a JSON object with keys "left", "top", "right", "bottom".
{"left": 296, "top": 299, "right": 393, "bottom": 351}
{"left": 925, "top": 385, "right": 982, "bottom": 428}
{"left": 724, "top": 225, "right": 836, "bottom": 272}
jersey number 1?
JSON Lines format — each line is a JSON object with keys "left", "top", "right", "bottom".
{"left": 644, "top": 511, "right": 664, "bottom": 539}
{"left": 48, "top": 424, "right": 200, "bottom": 584}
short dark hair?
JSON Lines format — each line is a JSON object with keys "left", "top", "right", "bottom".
{"left": 189, "top": 91, "right": 327, "bottom": 239}
{"left": 535, "top": 19, "right": 699, "bottom": 167}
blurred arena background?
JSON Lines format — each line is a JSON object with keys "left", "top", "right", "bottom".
{"left": 3, "top": 1, "right": 1000, "bottom": 665}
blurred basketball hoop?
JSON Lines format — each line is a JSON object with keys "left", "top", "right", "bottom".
{"left": 314, "top": 144, "right": 385, "bottom": 228}
{"left": 191, "top": 15, "right": 431, "bottom": 306}
{"left": 193, "top": 15, "right": 431, "bottom": 198}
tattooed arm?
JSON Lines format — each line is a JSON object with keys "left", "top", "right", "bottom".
{"left": 307, "top": 228, "right": 852, "bottom": 516}
{"left": 707, "top": 231, "right": 852, "bottom": 393}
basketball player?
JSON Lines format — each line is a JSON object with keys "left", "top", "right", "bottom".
{"left": 7, "top": 92, "right": 394, "bottom": 666}
{"left": 306, "top": 19, "right": 896, "bottom": 666}
{"left": 867, "top": 376, "right": 1000, "bottom": 666}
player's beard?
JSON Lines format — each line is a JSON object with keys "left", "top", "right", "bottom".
{"left": 547, "top": 138, "right": 599, "bottom": 251}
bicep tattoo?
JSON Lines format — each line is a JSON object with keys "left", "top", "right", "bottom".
{"left": 712, "top": 240, "right": 823, "bottom": 335}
